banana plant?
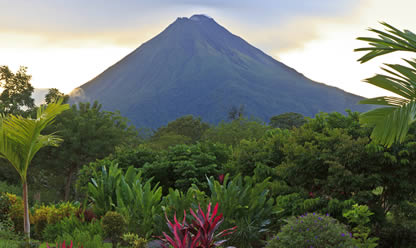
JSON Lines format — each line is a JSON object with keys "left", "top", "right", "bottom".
{"left": 206, "top": 174, "right": 276, "bottom": 248}
{"left": 88, "top": 162, "right": 122, "bottom": 216}
{"left": 115, "top": 167, "right": 163, "bottom": 238}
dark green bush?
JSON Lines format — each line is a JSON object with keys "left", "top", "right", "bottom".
{"left": 266, "top": 213, "right": 355, "bottom": 248}
{"left": 0, "top": 192, "right": 12, "bottom": 222}
{"left": 102, "top": 211, "right": 126, "bottom": 248}
{"left": 42, "top": 215, "right": 103, "bottom": 243}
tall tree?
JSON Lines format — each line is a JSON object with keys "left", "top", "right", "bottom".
{"left": 0, "top": 99, "right": 69, "bottom": 243}
{"left": 33, "top": 101, "right": 140, "bottom": 200}
{"left": 355, "top": 22, "right": 416, "bottom": 147}
{"left": 0, "top": 66, "right": 35, "bottom": 116}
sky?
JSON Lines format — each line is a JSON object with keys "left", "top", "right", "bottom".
{"left": 0, "top": 0, "right": 415, "bottom": 98}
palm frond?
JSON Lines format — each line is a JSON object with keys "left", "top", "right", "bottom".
{"left": 360, "top": 101, "right": 416, "bottom": 147}
{"left": 0, "top": 99, "right": 69, "bottom": 181}
{"left": 355, "top": 22, "right": 416, "bottom": 63}
{"left": 0, "top": 127, "right": 25, "bottom": 177}
{"left": 359, "top": 96, "right": 409, "bottom": 107}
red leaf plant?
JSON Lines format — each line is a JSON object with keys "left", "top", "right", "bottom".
{"left": 160, "top": 203, "right": 237, "bottom": 248}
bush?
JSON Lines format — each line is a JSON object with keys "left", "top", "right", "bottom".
{"left": 32, "top": 202, "right": 79, "bottom": 239}
{"left": 102, "top": 211, "right": 126, "bottom": 248}
{"left": 0, "top": 181, "right": 21, "bottom": 196}
{"left": 207, "top": 174, "right": 276, "bottom": 248}
{"left": 5, "top": 193, "right": 27, "bottom": 234}
{"left": 343, "top": 204, "right": 378, "bottom": 248}
{"left": 75, "top": 207, "right": 96, "bottom": 222}
{"left": 122, "top": 233, "right": 147, "bottom": 248}
{"left": 155, "top": 187, "right": 207, "bottom": 235}
{"left": 0, "top": 192, "right": 12, "bottom": 222}
{"left": 43, "top": 215, "right": 103, "bottom": 243}
{"left": 159, "top": 202, "right": 236, "bottom": 248}
{"left": 0, "top": 218, "right": 20, "bottom": 240}
{"left": 266, "top": 213, "right": 355, "bottom": 248}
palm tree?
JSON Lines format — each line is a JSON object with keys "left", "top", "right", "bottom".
{"left": 355, "top": 22, "right": 416, "bottom": 147}
{"left": 0, "top": 98, "right": 69, "bottom": 242}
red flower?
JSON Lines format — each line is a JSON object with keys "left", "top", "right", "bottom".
{"left": 218, "top": 174, "right": 225, "bottom": 185}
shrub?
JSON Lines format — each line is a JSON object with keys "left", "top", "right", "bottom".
{"left": 0, "top": 218, "right": 20, "bottom": 240}
{"left": 32, "top": 205, "right": 51, "bottom": 239}
{"left": 159, "top": 202, "right": 236, "bottom": 248}
{"left": 75, "top": 208, "right": 96, "bottom": 222}
{"left": 6, "top": 193, "right": 27, "bottom": 233}
{"left": 266, "top": 213, "right": 355, "bottom": 248}
{"left": 88, "top": 162, "right": 122, "bottom": 216}
{"left": 122, "top": 233, "right": 147, "bottom": 248}
{"left": 43, "top": 215, "right": 103, "bottom": 243}
{"left": 155, "top": 187, "right": 207, "bottom": 235}
{"left": 102, "top": 211, "right": 126, "bottom": 248}
{"left": 0, "top": 192, "right": 12, "bottom": 222}
{"left": 343, "top": 204, "right": 378, "bottom": 248}
{"left": 32, "top": 202, "right": 79, "bottom": 239}
{"left": 206, "top": 174, "right": 276, "bottom": 248}
{"left": 113, "top": 167, "right": 163, "bottom": 238}
{"left": 0, "top": 181, "right": 21, "bottom": 196}
{"left": 88, "top": 164, "right": 163, "bottom": 238}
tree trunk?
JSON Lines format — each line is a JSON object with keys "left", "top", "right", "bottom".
{"left": 23, "top": 181, "right": 30, "bottom": 244}
{"left": 64, "top": 165, "right": 77, "bottom": 201}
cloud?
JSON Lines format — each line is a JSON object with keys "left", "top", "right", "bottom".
{"left": 0, "top": 0, "right": 362, "bottom": 49}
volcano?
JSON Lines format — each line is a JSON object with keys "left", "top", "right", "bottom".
{"left": 72, "top": 14, "right": 370, "bottom": 128}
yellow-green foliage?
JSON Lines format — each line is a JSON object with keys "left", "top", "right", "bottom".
{"left": 122, "top": 233, "right": 147, "bottom": 248}
{"left": 32, "top": 202, "right": 79, "bottom": 238}
{"left": 5, "top": 193, "right": 29, "bottom": 233}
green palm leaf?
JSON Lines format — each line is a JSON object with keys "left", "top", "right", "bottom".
{"left": 356, "top": 22, "right": 416, "bottom": 63}
{"left": 360, "top": 102, "right": 416, "bottom": 147}
{"left": 0, "top": 99, "right": 69, "bottom": 180}
{"left": 356, "top": 23, "right": 416, "bottom": 147}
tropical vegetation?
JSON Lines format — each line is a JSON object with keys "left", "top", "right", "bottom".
{"left": 0, "top": 22, "right": 416, "bottom": 248}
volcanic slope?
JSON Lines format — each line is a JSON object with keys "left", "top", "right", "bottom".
{"left": 73, "top": 14, "right": 370, "bottom": 128}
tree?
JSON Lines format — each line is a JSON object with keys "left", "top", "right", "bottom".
{"left": 45, "top": 88, "right": 69, "bottom": 104}
{"left": 269, "top": 112, "right": 306, "bottom": 129}
{"left": 0, "top": 99, "right": 69, "bottom": 242}
{"left": 355, "top": 22, "right": 416, "bottom": 147}
{"left": 0, "top": 66, "right": 35, "bottom": 116}
{"left": 32, "top": 101, "right": 140, "bottom": 201}
{"left": 228, "top": 104, "right": 245, "bottom": 120}
{"left": 152, "top": 115, "right": 209, "bottom": 145}
{"left": 202, "top": 118, "right": 270, "bottom": 146}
